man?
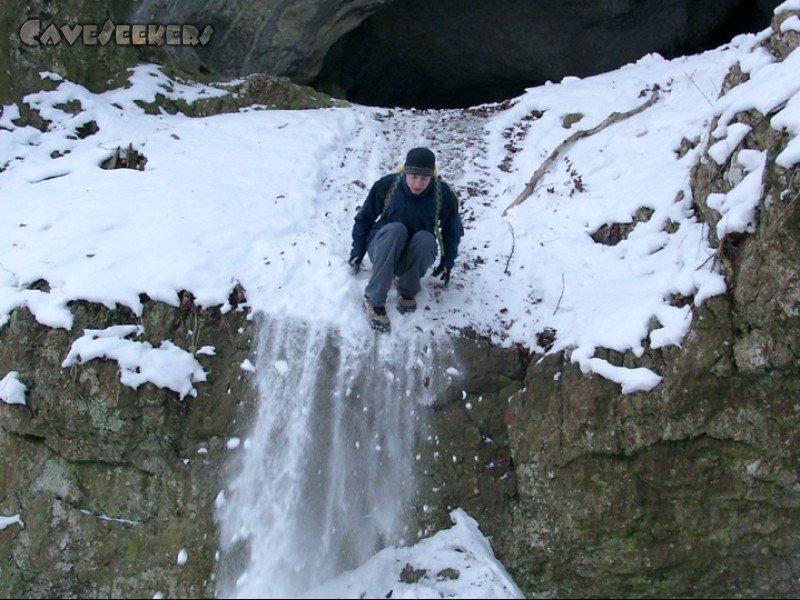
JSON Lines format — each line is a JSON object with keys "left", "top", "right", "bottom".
{"left": 348, "top": 147, "right": 464, "bottom": 332}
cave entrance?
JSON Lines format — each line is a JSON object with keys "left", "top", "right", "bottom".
{"left": 310, "top": 0, "right": 777, "bottom": 110}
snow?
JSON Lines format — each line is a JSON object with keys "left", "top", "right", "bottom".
{"left": 0, "top": 513, "right": 24, "bottom": 530}
{"left": 60, "top": 324, "right": 207, "bottom": 400}
{"left": 297, "top": 509, "right": 524, "bottom": 600}
{"left": 1, "top": 5, "right": 799, "bottom": 598}
{"left": 0, "top": 371, "right": 27, "bottom": 405}
{"left": 706, "top": 149, "right": 767, "bottom": 237}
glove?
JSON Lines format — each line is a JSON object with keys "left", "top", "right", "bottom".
{"left": 432, "top": 262, "right": 450, "bottom": 288}
{"left": 348, "top": 255, "right": 363, "bottom": 275}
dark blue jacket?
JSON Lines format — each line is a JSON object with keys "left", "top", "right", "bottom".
{"left": 350, "top": 173, "right": 464, "bottom": 270}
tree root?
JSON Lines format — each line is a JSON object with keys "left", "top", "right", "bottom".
{"left": 502, "top": 88, "right": 660, "bottom": 216}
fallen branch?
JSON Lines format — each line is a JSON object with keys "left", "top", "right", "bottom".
{"left": 501, "top": 88, "right": 660, "bottom": 217}
{"left": 504, "top": 221, "right": 515, "bottom": 275}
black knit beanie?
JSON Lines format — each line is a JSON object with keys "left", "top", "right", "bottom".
{"left": 404, "top": 147, "right": 435, "bottom": 176}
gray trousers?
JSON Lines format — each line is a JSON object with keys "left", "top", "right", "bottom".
{"left": 365, "top": 222, "right": 437, "bottom": 308}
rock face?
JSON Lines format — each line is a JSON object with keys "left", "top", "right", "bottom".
{"left": 0, "top": 1, "right": 140, "bottom": 106}
{"left": 0, "top": 295, "right": 257, "bottom": 598}
{"left": 1, "top": 5, "right": 799, "bottom": 600}
{"left": 475, "top": 12, "right": 800, "bottom": 598}
{"left": 0, "top": 0, "right": 780, "bottom": 107}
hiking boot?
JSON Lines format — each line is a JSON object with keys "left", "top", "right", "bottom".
{"left": 397, "top": 294, "right": 417, "bottom": 314}
{"left": 363, "top": 298, "right": 390, "bottom": 332}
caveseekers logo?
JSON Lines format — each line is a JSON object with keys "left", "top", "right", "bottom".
{"left": 20, "top": 19, "right": 214, "bottom": 47}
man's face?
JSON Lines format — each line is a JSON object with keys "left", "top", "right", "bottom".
{"left": 406, "top": 173, "right": 432, "bottom": 195}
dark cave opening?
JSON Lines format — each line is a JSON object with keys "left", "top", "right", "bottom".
{"left": 310, "top": 0, "right": 779, "bottom": 110}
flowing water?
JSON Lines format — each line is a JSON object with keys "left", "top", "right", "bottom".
{"left": 215, "top": 316, "right": 455, "bottom": 598}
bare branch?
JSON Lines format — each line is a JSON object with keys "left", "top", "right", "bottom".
{"left": 504, "top": 221, "right": 515, "bottom": 275}
{"left": 684, "top": 70, "right": 714, "bottom": 107}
